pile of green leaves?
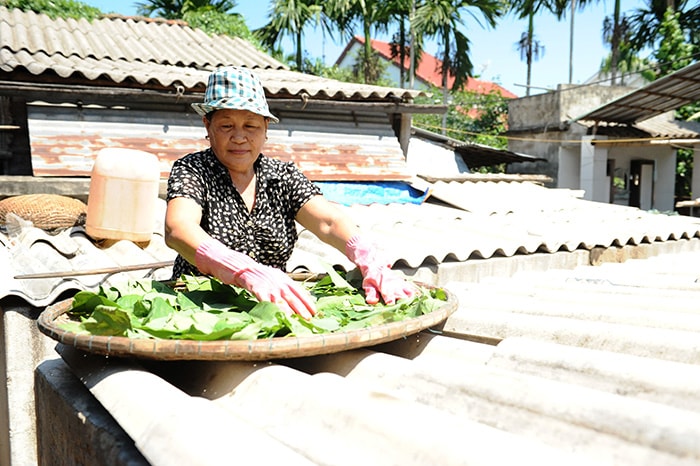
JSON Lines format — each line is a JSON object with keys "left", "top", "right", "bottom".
{"left": 59, "top": 269, "right": 447, "bottom": 341}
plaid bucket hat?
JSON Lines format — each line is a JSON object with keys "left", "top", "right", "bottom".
{"left": 192, "top": 66, "right": 279, "bottom": 123}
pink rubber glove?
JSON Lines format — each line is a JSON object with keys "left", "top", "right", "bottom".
{"left": 195, "top": 238, "right": 316, "bottom": 319}
{"left": 346, "top": 234, "right": 417, "bottom": 305}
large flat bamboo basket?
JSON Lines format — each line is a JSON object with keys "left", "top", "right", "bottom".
{"left": 37, "top": 288, "right": 458, "bottom": 361}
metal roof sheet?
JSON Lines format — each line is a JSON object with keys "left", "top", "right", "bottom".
{"left": 0, "top": 6, "right": 422, "bottom": 102}
{"left": 411, "top": 126, "right": 546, "bottom": 168}
{"left": 572, "top": 60, "right": 700, "bottom": 124}
{"left": 634, "top": 115, "right": 700, "bottom": 139}
{"left": 26, "top": 106, "right": 412, "bottom": 181}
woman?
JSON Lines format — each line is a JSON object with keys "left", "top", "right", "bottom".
{"left": 165, "top": 66, "right": 416, "bottom": 319}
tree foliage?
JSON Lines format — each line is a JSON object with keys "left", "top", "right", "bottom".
{"left": 135, "top": 0, "right": 259, "bottom": 46}
{"left": 1, "top": 0, "right": 101, "bottom": 19}
{"left": 323, "top": 0, "right": 394, "bottom": 83}
{"left": 646, "top": 8, "right": 695, "bottom": 79}
{"left": 413, "top": 87, "right": 511, "bottom": 172}
{"left": 626, "top": 0, "right": 700, "bottom": 54}
{"left": 183, "top": 8, "right": 258, "bottom": 45}
{"left": 255, "top": 0, "right": 329, "bottom": 71}
{"left": 639, "top": 7, "right": 699, "bottom": 200}
{"left": 135, "top": 0, "right": 237, "bottom": 19}
{"left": 600, "top": 9, "right": 644, "bottom": 85}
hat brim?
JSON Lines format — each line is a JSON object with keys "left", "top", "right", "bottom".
{"left": 191, "top": 102, "right": 279, "bottom": 123}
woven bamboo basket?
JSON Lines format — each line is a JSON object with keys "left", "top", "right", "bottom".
{"left": 0, "top": 194, "right": 86, "bottom": 230}
{"left": 37, "top": 287, "right": 458, "bottom": 361}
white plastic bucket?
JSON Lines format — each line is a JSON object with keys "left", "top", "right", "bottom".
{"left": 85, "top": 148, "right": 161, "bottom": 242}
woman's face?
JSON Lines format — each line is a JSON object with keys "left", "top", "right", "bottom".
{"left": 204, "top": 109, "right": 269, "bottom": 174}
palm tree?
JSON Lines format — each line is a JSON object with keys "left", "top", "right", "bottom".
{"left": 601, "top": 0, "right": 629, "bottom": 85}
{"left": 385, "top": 0, "right": 415, "bottom": 88}
{"left": 327, "top": 0, "right": 393, "bottom": 83}
{"left": 413, "top": 0, "right": 502, "bottom": 132}
{"left": 414, "top": 0, "right": 502, "bottom": 91}
{"left": 559, "top": 0, "right": 599, "bottom": 83}
{"left": 509, "top": 0, "right": 565, "bottom": 96}
{"left": 256, "top": 0, "right": 329, "bottom": 71}
{"left": 515, "top": 27, "right": 544, "bottom": 95}
{"left": 135, "top": 0, "right": 236, "bottom": 19}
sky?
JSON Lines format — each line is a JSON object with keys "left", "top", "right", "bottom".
{"left": 84, "top": 0, "right": 650, "bottom": 97}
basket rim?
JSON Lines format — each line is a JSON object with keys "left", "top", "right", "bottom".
{"left": 36, "top": 286, "right": 458, "bottom": 361}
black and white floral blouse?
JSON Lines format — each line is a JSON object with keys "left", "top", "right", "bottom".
{"left": 166, "top": 148, "right": 321, "bottom": 278}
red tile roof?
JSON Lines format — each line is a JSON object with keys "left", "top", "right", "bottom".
{"left": 340, "top": 36, "right": 517, "bottom": 98}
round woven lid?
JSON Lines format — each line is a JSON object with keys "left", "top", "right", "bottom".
{"left": 0, "top": 194, "right": 86, "bottom": 230}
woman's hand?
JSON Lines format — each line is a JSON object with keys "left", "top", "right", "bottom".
{"left": 346, "top": 235, "right": 417, "bottom": 305}
{"left": 195, "top": 238, "right": 316, "bottom": 319}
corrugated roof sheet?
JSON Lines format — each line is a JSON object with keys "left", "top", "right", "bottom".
{"left": 572, "top": 60, "right": 700, "bottom": 124}
{"left": 293, "top": 181, "right": 700, "bottom": 274}
{"left": 0, "top": 6, "right": 422, "bottom": 102}
{"left": 5, "top": 178, "right": 700, "bottom": 464}
{"left": 47, "top": 242, "right": 700, "bottom": 465}
{"left": 4, "top": 181, "right": 700, "bottom": 306}
{"left": 582, "top": 114, "right": 700, "bottom": 140}
{"left": 2, "top": 199, "right": 176, "bottom": 307}
{"left": 634, "top": 115, "right": 700, "bottom": 139}
{"left": 1, "top": 7, "right": 285, "bottom": 71}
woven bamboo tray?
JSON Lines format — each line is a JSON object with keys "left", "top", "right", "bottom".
{"left": 37, "top": 288, "right": 458, "bottom": 361}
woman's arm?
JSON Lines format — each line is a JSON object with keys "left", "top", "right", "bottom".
{"left": 296, "top": 195, "right": 416, "bottom": 305}
{"left": 164, "top": 197, "right": 210, "bottom": 265}
{"left": 295, "top": 195, "right": 360, "bottom": 254}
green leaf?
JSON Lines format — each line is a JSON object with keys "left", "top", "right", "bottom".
{"left": 176, "top": 291, "right": 201, "bottom": 311}
{"left": 116, "top": 294, "right": 143, "bottom": 310}
{"left": 82, "top": 305, "right": 132, "bottom": 336}
{"left": 148, "top": 297, "right": 177, "bottom": 321}
{"left": 99, "top": 285, "right": 121, "bottom": 303}
{"left": 249, "top": 302, "right": 288, "bottom": 338}
{"left": 300, "top": 315, "right": 341, "bottom": 333}
{"left": 69, "top": 291, "right": 119, "bottom": 316}
{"left": 320, "top": 261, "right": 355, "bottom": 290}
{"left": 231, "top": 321, "right": 264, "bottom": 340}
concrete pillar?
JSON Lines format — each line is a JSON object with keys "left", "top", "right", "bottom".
{"left": 580, "top": 136, "right": 609, "bottom": 202}
{"left": 654, "top": 147, "right": 676, "bottom": 211}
